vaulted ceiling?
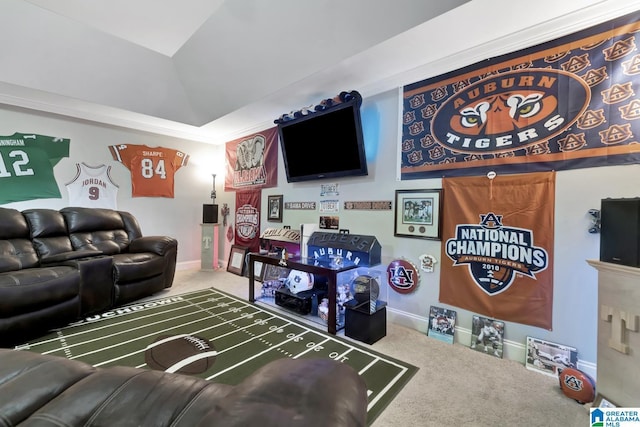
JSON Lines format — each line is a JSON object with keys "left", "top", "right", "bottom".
{"left": 1, "top": 0, "right": 637, "bottom": 144}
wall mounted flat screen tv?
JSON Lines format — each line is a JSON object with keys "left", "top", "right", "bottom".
{"left": 278, "top": 101, "right": 368, "bottom": 183}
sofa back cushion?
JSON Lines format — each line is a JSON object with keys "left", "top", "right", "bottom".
{"left": 23, "top": 209, "right": 74, "bottom": 262}
{"left": 0, "top": 208, "right": 39, "bottom": 272}
{"left": 61, "top": 207, "right": 131, "bottom": 254}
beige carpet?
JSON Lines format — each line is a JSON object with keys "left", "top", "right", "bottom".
{"left": 146, "top": 269, "right": 590, "bottom": 427}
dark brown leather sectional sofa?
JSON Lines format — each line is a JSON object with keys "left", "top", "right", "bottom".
{"left": 0, "top": 207, "right": 177, "bottom": 347}
{"left": 0, "top": 349, "right": 368, "bottom": 426}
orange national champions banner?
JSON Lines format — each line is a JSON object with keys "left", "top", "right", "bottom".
{"left": 439, "top": 171, "right": 555, "bottom": 330}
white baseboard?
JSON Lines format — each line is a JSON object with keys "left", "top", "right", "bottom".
{"left": 387, "top": 307, "right": 596, "bottom": 379}
{"left": 177, "top": 260, "right": 201, "bottom": 271}
{"left": 177, "top": 259, "right": 228, "bottom": 271}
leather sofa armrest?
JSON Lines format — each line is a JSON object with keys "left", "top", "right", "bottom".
{"left": 40, "top": 249, "right": 104, "bottom": 264}
{"left": 58, "top": 256, "right": 114, "bottom": 315}
{"left": 200, "top": 358, "right": 369, "bottom": 427}
{"left": 129, "top": 236, "right": 177, "bottom": 256}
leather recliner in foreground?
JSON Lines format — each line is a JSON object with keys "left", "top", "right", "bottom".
{"left": 0, "top": 349, "right": 368, "bottom": 427}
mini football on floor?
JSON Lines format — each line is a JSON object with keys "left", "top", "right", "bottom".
{"left": 144, "top": 334, "right": 217, "bottom": 374}
{"left": 558, "top": 367, "right": 596, "bottom": 404}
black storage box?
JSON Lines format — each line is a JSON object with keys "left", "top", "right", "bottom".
{"left": 345, "top": 300, "right": 387, "bottom": 344}
{"left": 600, "top": 197, "right": 640, "bottom": 267}
{"left": 275, "top": 287, "right": 326, "bottom": 315}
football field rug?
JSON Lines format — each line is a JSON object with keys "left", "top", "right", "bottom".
{"left": 14, "top": 288, "right": 418, "bottom": 425}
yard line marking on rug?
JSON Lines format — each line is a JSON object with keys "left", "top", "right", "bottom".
{"left": 216, "top": 287, "right": 417, "bottom": 411}
{"left": 221, "top": 288, "right": 410, "bottom": 365}
{"left": 215, "top": 289, "right": 415, "bottom": 381}
{"left": 50, "top": 294, "right": 263, "bottom": 357}
{"left": 42, "top": 307, "right": 215, "bottom": 356}
{"left": 206, "top": 332, "right": 322, "bottom": 381}
{"left": 23, "top": 294, "right": 211, "bottom": 349}
{"left": 359, "top": 357, "right": 381, "bottom": 375}
{"left": 89, "top": 296, "right": 313, "bottom": 368}
{"left": 47, "top": 299, "right": 261, "bottom": 359}
{"left": 92, "top": 311, "right": 281, "bottom": 367}
{"left": 366, "top": 365, "right": 411, "bottom": 412}
{"left": 67, "top": 298, "right": 273, "bottom": 363}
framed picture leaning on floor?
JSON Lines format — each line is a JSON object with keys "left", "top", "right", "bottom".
{"left": 470, "top": 315, "right": 504, "bottom": 358}
{"left": 427, "top": 305, "right": 456, "bottom": 344}
{"left": 525, "top": 336, "right": 577, "bottom": 378}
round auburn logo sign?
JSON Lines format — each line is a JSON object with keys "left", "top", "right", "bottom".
{"left": 386, "top": 258, "right": 420, "bottom": 294}
{"left": 431, "top": 68, "right": 590, "bottom": 154}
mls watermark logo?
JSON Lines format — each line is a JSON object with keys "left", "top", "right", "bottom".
{"left": 591, "top": 408, "right": 640, "bottom": 426}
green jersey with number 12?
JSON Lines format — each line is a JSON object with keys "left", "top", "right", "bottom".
{"left": 0, "top": 132, "right": 70, "bottom": 204}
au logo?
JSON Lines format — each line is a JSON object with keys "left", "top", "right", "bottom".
{"left": 563, "top": 374, "right": 583, "bottom": 392}
{"left": 431, "top": 69, "right": 590, "bottom": 154}
{"left": 386, "top": 258, "right": 420, "bottom": 294}
{"left": 445, "top": 213, "right": 549, "bottom": 295}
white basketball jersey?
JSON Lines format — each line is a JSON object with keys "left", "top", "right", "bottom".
{"left": 66, "top": 163, "right": 119, "bottom": 209}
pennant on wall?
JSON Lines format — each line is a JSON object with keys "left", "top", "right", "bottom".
{"left": 225, "top": 127, "right": 278, "bottom": 191}
{"left": 235, "top": 190, "right": 261, "bottom": 253}
{"left": 401, "top": 11, "right": 640, "bottom": 180}
{"left": 439, "top": 171, "right": 555, "bottom": 330}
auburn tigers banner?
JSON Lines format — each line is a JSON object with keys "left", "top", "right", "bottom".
{"left": 401, "top": 11, "right": 640, "bottom": 179}
{"left": 235, "top": 190, "right": 261, "bottom": 253}
{"left": 439, "top": 172, "right": 555, "bottom": 330}
{"left": 225, "top": 127, "right": 278, "bottom": 190}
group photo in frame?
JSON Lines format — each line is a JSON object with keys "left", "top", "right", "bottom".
{"left": 394, "top": 189, "right": 442, "bottom": 240}
{"left": 227, "top": 245, "right": 249, "bottom": 276}
{"left": 267, "top": 195, "right": 283, "bottom": 222}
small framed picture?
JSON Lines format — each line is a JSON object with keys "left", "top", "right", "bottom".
{"left": 263, "top": 264, "right": 290, "bottom": 281}
{"left": 227, "top": 245, "right": 249, "bottom": 276}
{"left": 268, "top": 195, "right": 283, "bottom": 222}
{"left": 525, "top": 336, "right": 577, "bottom": 378}
{"left": 427, "top": 306, "right": 457, "bottom": 344}
{"left": 253, "top": 260, "right": 265, "bottom": 282}
{"left": 470, "top": 315, "right": 504, "bottom": 358}
{"left": 394, "top": 189, "right": 442, "bottom": 240}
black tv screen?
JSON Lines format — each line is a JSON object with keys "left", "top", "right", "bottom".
{"left": 278, "top": 101, "right": 368, "bottom": 183}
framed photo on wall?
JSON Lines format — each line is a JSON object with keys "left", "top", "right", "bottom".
{"left": 268, "top": 195, "right": 283, "bottom": 222}
{"left": 394, "top": 189, "right": 442, "bottom": 240}
{"left": 227, "top": 245, "right": 249, "bottom": 276}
